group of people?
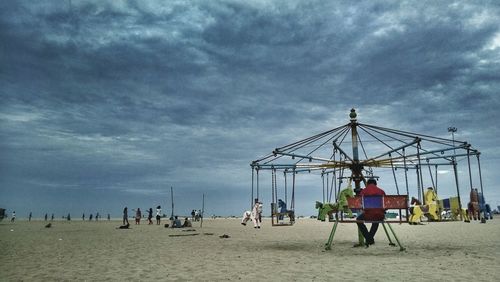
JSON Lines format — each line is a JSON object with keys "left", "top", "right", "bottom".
{"left": 190, "top": 209, "right": 203, "bottom": 222}
{"left": 241, "top": 199, "right": 263, "bottom": 228}
{"left": 170, "top": 216, "right": 193, "bottom": 228}
{"left": 122, "top": 206, "right": 162, "bottom": 227}
{"left": 82, "top": 213, "right": 108, "bottom": 221}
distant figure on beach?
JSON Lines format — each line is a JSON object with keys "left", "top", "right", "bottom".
{"left": 198, "top": 209, "right": 202, "bottom": 221}
{"left": 107, "top": 214, "right": 110, "bottom": 221}
{"left": 241, "top": 210, "right": 251, "bottom": 226}
{"left": 45, "top": 213, "right": 48, "bottom": 221}
{"left": 171, "top": 216, "right": 182, "bottom": 228}
{"left": 252, "top": 199, "right": 263, "bottom": 229}
{"left": 67, "top": 213, "right": 71, "bottom": 221}
{"left": 182, "top": 217, "right": 192, "bottom": 228}
{"left": 82, "top": 213, "right": 85, "bottom": 221}
{"left": 96, "top": 212, "right": 99, "bottom": 221}
{"left": 89, "top": 214, "right": 93, "bottom": 221}
{"left": 147, "top": 208, "right": 153, "bottom": 225}
{"left": 11, "top": 211, "right": 16, "bottom": 222}
{"left": 194, "top": 210, "right": 200, "bottom": 221}
{"left": 191, "top": 210, "right": 196, "bottom": 221}
{"left": 123, "top": 207, "right": 129, "bottom": 225}
{"left": 135, "top": 208, "right": 142, "bottom": 225}
{"left": 51, "top": 214, "right": 54, "bottom": 221}
{"left": 29, "top": 212, "right": 32, "bottom": 222}
{"left": 356, "top": 178, "right": 386, "bottom": 246}
{"left": 156, "top": 206, "right": 161, "bottom": 225}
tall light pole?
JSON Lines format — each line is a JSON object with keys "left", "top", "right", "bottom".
{"left": 448, "top": 127, "right": 457, "bottom": 157}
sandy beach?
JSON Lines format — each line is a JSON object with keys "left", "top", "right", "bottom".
{"left": 1, "top": 217, "right": 499, "bottom": 281}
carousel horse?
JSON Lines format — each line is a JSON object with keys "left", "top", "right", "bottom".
{"left": 468, "top": 188, "right": 480, "bottom": 220}
{"left": 315, "top": 186, "right": 354, "bottom": 221}
{"left": 408, "top": 187, "right": 440, "bottom": 225}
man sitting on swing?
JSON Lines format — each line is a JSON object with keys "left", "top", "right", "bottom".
{"left": 356, "top": 178, "right": 386, "bottom": 246}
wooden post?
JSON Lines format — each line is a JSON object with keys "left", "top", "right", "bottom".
{"left": 200, "top": 193, "right": 205, "bottom": 228}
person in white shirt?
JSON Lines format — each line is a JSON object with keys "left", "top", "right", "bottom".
{"left": 156, "top": 206, "right": 161, "bottom": 225}
{"left": 251, "top": 199, "right": 263, "bottom": 229}
{"left": 241, "top": 210, "right": 251, "bottom": 226}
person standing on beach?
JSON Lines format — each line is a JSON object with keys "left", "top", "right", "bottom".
{"left": 156, "top": 206, "right": 161, "bottom": 225}
{"left": 135, "top": 208, "right": 142, "bottom": 225}
{"left": 123, "top": 207, "right": 129, "bottom": 225}
{"left": 356, "top": 178, "right": 386, "bottom": 246}
{"left": 107, "top": 214, "right": 110, "bottom": 221}
{"left": 45, "top": 213, "right": 48, "bottom": 221}
{"left": 82, "top": 213, "right": 85, "bottom": 221}
{"left": 29, "top": 212, "right": 32, "bottom": 222}
{"left": 251, "top": 199, "right": 263, "bottom": 229}
{"left": 11, "top": 211, "right": 16, "bottom": 222}
{"left": 147, "top": 208, "right": 153, "bottom": 225}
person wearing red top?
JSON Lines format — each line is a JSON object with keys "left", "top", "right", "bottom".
{"left": 357, "top": 178, "right": 386, "bottom": 246}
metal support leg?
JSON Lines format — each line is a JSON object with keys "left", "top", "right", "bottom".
{"left": 325, "top": 220, "right": 339, "bottom": 250}
{"left": 386, "top": 223, "right": 406, "bottom": 251}
{"left": 381, "top": 223, "right": 396, "bottom": 246}
{"left": 352, "top": 228, "right": 365, "bottom": 247}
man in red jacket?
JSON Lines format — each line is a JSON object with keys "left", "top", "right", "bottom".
{"left": 356, "top": 178, "right": 386, "bottom": 246}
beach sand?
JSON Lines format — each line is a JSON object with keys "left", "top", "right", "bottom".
{"left": 1, "top": 217, "right": 499, "bottom": 281}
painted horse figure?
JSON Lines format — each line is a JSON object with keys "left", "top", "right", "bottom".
{"left": 468, "top": 188, "right": 481, "bottom": 221}
{"left": 315, "top": 186, "right": 354, "bottom": 221}
{"left": 408, "top": 187, "right": 440, "bottom": 225}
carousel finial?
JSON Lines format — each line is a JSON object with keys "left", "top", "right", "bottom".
{"left": 349, "top": 108, "right": 357, "bottom": 121}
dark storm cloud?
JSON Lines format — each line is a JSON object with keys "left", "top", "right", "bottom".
{"left": 1, "top": 0, "right": 500, "bottom": 216}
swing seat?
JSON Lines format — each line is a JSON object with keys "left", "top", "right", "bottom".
{"left": 324, "top": 194, "right": 408, "bottom": 251}
{"left": 270, "top": 203, "right": 295, "bottom": 226}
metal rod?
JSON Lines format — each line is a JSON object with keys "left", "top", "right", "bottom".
{"left": 200, "top": 193, "right": 205, "bottom": 228}
{"left": 453, "top": 161, "right": 463, "bottom": 212}
{"left": 476, "top": 154, "right": 486, "bottom": 220}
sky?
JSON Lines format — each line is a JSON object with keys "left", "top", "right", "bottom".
{"left": 1, "top": 0, "right": 499, "bottom": 218}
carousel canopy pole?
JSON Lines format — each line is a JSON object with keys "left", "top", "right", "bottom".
{"left": 349, "top": 109, "right": 363, "bottom": 194}
{"left": 476, "top": 153, "right": 486, "bottom": 219}
{"left": 284, "top": 170, "right": 288, "bottom": 206}
{"left": 427, "top": 159, "right": 436, "bottom": 189}
{"left": 251, "top": 167, "right": 255, "bottom": 210}
{"left": 403, "top": 148, "right": 410, "bottom": 196}
{"left": 416, "top": 166, "right": 422, "bottom": 202}
{"left": 435, "top": 165, "right": 439, "bottom": 193}
{"left": 322, "top": 171, "right": 325, "bottom": 203}
{"left": 417, "top": 142, "right": 425, "bottom": 204}
{"left": 452, "top": 160, "right": 463, "bottom": 211}
{"left": 256, "top": 168, "right": 260, "bottom": 201}
{"left": 466, "top": 146, "right": 474, "bottom": 191}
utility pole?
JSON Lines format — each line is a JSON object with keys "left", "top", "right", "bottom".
{"left": 170, "top": 186, "right": 174, "bottom": 220}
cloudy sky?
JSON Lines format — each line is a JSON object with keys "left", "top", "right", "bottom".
{"left": 1, "top": 0, "right": 499, "bottom": 218}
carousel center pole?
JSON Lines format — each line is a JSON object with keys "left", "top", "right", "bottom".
{"left": 350, "top": 109, "right": 365, "bottom": 247}
{"left": 349, "top": 109, "right": 363, "bottom": 195}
